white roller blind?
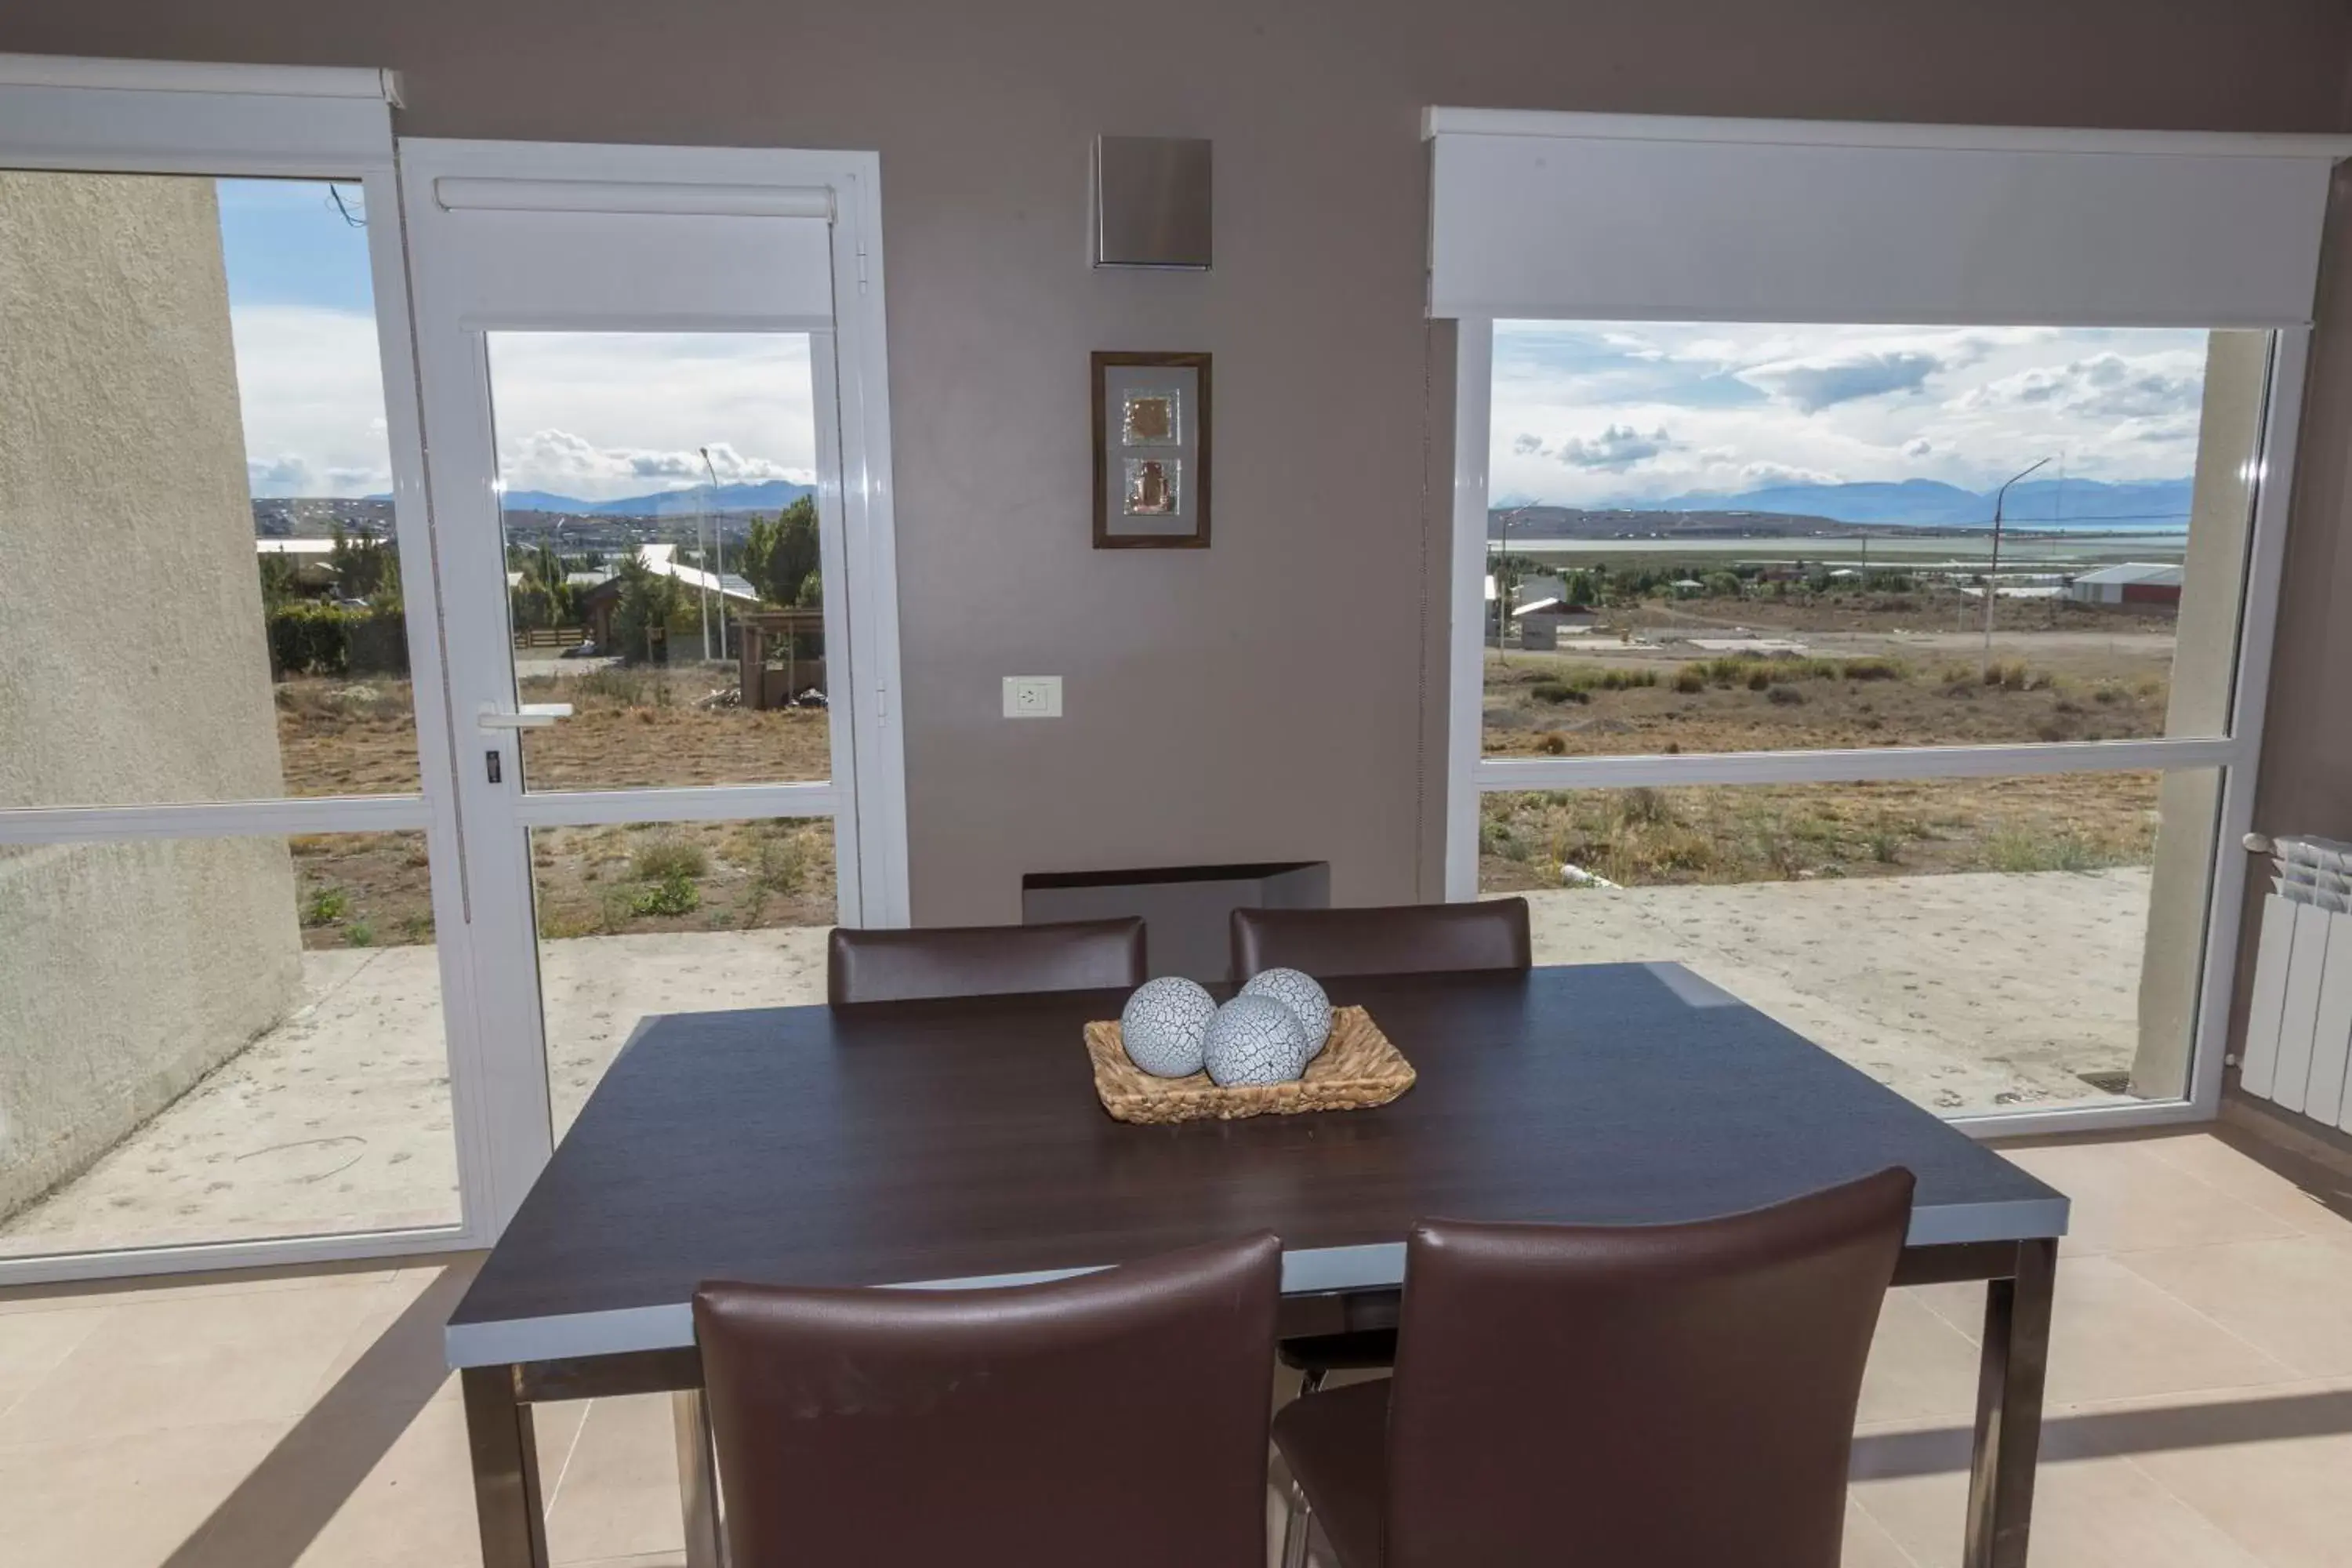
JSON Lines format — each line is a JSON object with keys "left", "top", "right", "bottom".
{"left": 1428, "top": 111, "right": 2351, "bottom": 328}
{"left": 397, "top": 140, "right": 834, "bottom": 326}
{"left": 0, "top": 54, "right": 396, "bottom": 174}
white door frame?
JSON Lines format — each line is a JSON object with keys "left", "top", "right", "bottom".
{"left": 0, "top": 71, "right": 909, "bottom": 1281}
{"left": 396, "top": 138, "right": 909, "bottom": 1232}
{"left": 1444, "top": 318, "right": 2311, "bottom": 1141}
{"left": 0, "top": 57, "right": 495, "bottom": 1283}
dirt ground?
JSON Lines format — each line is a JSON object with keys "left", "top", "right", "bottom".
{"left": 275, "top": 662, "right": 836, "bottom": 949}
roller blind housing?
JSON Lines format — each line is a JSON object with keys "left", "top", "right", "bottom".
{"left": 1427, "top": 111, "right": 2350, "bottom": 328}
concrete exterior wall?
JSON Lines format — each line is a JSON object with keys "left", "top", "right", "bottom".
{"left": 0, "top": 172, "right": 302, "bottom": 1218}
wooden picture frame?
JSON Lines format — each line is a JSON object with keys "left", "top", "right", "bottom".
{"left": 1093, "top": 350, "right": 1210, "bottom": 549}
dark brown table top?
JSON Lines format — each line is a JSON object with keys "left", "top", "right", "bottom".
{"left": 447, "top": 961, "right": 2067, "bottom": 1367}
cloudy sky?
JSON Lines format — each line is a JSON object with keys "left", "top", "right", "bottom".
{"left": 1490, "top": 320, "right": 2215, "bottom": 507}
{"left": 219, "top": 180, "right": 817, "bottom": 500}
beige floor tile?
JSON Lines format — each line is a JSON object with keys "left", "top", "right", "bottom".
{"left": 2000, "top": 1142, "right": 2303, "bottom": 1256}
{"left": 0, "top": 1419, "right": 289, "bottom": 1566}
{"left": 2134, "top": 1134, "right": 2352, "bottom": 1238}
{"left": 2119, "top": 1385, "right": 2352, "bottom": 1568}
{"left": 546, "top": 1394, "right": 686, "bottom": 1566}
{"left": 1854, "top": 1451, "right": 2270, "bottom": 1568}
{"left": 1860, "top": 1290, "right": 1987, "bottom": 1426}
{"left": 292, "top": 1397, "right": 488, "bottom": 1568}
{"left": 303, "top": 1261, "right": 481, "bottom": 1409}
{"left": 2114, "top": 1237, "right": 2352, "bottom": 1380}
{"left": 1844, "top": 1500, "right": 1921, "bottom": 1568}
{"left": 1915, "top": 1255, "right": 2301, "bottom": 1406}
{"left": 0, "top": 1279, "right": 390, "bottom": 1446}
{"left": 0, "top": 1303, "right": 109, "bottom": 1420}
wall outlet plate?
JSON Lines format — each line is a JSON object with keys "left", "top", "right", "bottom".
{"left": 1004, "top": 676, "right": 1062, "bottom": 718}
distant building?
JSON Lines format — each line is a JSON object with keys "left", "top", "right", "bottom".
{"left": 578, "top": 542, "right": 764, "bottom": 653}
{"left": 2068, "top": 563, "right": 2183, "bottom": 606}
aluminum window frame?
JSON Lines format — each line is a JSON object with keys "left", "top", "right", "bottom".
{"left": 1445, "top": 317, "right": 2309, "bottom": 1136}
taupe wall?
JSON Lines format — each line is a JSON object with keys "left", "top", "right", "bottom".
{"left": 8, "top": 1, "right": 2350, "bottom": 926}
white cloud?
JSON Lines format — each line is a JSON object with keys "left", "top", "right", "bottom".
{"left": 1742, "top": 350, "right": 1940, "bottom": 413}
{"left": 225, "top": 312, "right": 821, "bottom": 501}
{"left": 1518, "top": 423, "right": 1672, "bottom": 470}
{"left": 488, "top": 333, "right": 817, "bottom": 501}
{"left": 1489, "top": 321, "right": 2215, "bottom": 507}
{"left": 230, "top": 305, "right": 395, "bottom": 497}
{"left": 1739, "top": 461, "right": 1844, "bottom": 488}
{"left": 1960, "top": 351, "right": 2202, "bottom": 419}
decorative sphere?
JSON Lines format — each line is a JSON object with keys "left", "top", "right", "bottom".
{"left": 1201, "top": 994, "right": 1312, "bottom": 1087}
{"left": 1240, "top": 967, "right": 1333, "bottom": 1060}
{"left": 1119, "top": 976, "right": 1217, "bottom": 1077}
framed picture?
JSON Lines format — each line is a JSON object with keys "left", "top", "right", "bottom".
{"left": 1093, "top": 351, "right": 1210, "bottom": 548}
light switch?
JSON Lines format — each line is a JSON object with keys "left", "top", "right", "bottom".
{"left": 1004, "top": 676, "right": 1063, "bottom": 718}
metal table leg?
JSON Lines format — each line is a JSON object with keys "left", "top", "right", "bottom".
{"left": 673, "top": 1387, "right": 726, "bottom": 1568}
{"left": 1962, "top": 1238, "right": 2057, "bottom": 1568}
{"left": 463, "top": 1365, "right": 551, "bottom": 1568}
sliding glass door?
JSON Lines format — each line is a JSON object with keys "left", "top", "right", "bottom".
{"left": 1451, "top": 315, "right": 2297, "bottom": 1130}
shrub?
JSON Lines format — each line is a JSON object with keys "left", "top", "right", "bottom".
{"left": 1529, "top": 681, "right": 1589, "bottom": 705}
{"left": 630, "top": 837, "right": 709, "bottom": 883}
{"left": 756, "top": 836, "right": 808, "bottom": 894}
{"left": 1746, "top": 669, "right": 1772, "bottom": 691}
{"left": 1672, "top": 667, "right": 1706, "bottom": 694}
{"left": 345, "top": 920, "right": 376, "bottom": 948}
{"left": 630, "top": 871, "right": 700, "bottom": 916}
{"left": 303, "top": 886, "right": 350, "bottom": 927}
{"left": 1539, "top": 732, "right": 1570, "bottom": 755}
{"left": 1838, "top": 656, "right": 1908, "bottom": 682}
{"left": 1619, "top": 786, "right": 1672, "bottom": 826}
{"left": 266, "top": 603, "right": 411, "bottom": 679}
{"left": 1766, "top": 684, "right": 1805, "bottom": 706}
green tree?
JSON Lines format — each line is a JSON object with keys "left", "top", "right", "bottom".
{"left": 742, "top": 496, "right": 820, "bottom": 608}
{"left": 257, "top": 551, "right": 299, "bottom": 609}
{"left": 610, "top": 557, "right": 685, "bottom": 662}
{"left": 329, "top": 525, "right": 398, "bottom": 601}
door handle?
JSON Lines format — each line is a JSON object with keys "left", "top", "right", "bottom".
{"left": 477, "top": 702, "right": 574, "bottom": 730}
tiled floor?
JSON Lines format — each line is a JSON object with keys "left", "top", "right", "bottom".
{"left": 2, "top": 1128, "right": 2349, "bottom": 1566}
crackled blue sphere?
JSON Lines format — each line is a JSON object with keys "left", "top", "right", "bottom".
{"left": 1201, "top": 993, "right": 1311, "bottom": 1087}
{"left": 1240, "top": 967, "right": 1333, "bottom": 1061}
{"left": 1119, "top": 976, "right": 1218, "bottom": 1077}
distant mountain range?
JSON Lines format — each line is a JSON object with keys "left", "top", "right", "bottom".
{"left": 1504, "top": 477, "right": 2193, "bottom": 532}
{"left": 499, "top": 479, "right": 815, "bottom": 517}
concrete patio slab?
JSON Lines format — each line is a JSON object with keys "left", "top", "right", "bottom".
{"left": 1, "top": 869, "right": 2150, "bottom": 1258}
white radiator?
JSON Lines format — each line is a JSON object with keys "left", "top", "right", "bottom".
{"left": 2240, "top": 834, "right": 2352, "bottom": 1130}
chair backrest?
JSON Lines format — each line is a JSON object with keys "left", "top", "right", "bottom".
{"left": 826, "top": 916, "right": 1146, "bottom": 1004}
{"left": 1383, "top": 1168, "right": 1915, "bottom": 1568}
{"left": 694, "top": 1232, "right": 1282, "bottom": 1568}
{"left": 1230, "top": 898, "right": 1531, "bottom": 980}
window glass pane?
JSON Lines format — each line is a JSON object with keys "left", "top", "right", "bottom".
{"left": 1478, "top": 770, "right": 2221, "bottom": 1116}
{"left": 0, "top": 171, "right": 422, "bottom": 808}
{"left": 530, "top": 817, "right": 835, "bottom": 1138}
{"left": 484, "top": 332, "right": 833, "bottom": 791}
{"left": 0, "top": 831, "right": 457, "bottom": 1257}
{"left": 1483, "top": 323, "right": 2267, "bottom": 758}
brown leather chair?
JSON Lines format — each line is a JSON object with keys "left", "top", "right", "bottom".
{"left": 1272, "top": 1168, "right": 1915, "bottom": 1568}
{"left": 826, "top": 915, "right": 1145, "bottom": 1004}
{"left": 1235, "top": 898, "right": 1532, "bottom": 1385}
{"left": 1231, "top": 898, "right": 1531, "bottom": 982}
{"left": 694, "top": 1232, "right": 1282, "bottom": 1568}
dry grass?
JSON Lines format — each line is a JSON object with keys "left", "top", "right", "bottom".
{"left": 1479, "top": 775, "right": 2161, "bottom": 891}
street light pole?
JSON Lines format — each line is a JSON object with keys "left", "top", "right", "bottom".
{"left": 1982, "top": 456, "right": 2053, "bottom": 672}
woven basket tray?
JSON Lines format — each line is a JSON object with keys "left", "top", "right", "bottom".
{"left": 1083, "top": 1005, "right": 1416, "bottom": 1124}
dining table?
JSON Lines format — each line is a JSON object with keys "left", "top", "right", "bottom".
{"left": 448, "top": 960, "right": 2067, "bottom": 1568}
